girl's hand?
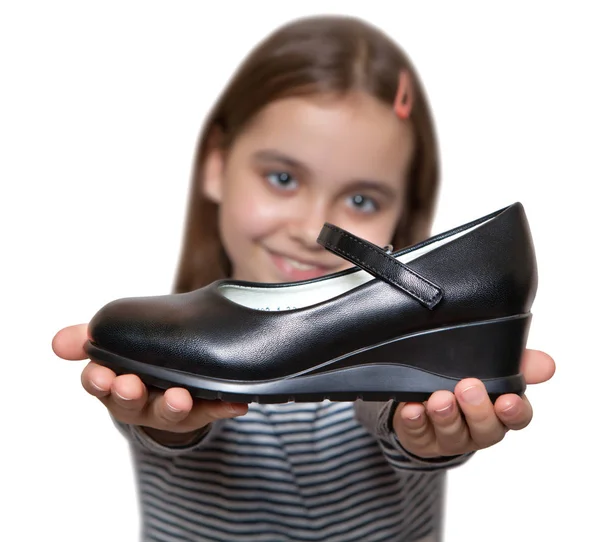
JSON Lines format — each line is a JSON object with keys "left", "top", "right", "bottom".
{"left": 392, "top": 349, "right": 556, "bottom": 459}
{"left": 52, "top": 324, "right": 249, "bottom": 436}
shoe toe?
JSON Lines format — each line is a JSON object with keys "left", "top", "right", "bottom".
{"left": 87, "top": 295, "right": 182, "bottom": 366}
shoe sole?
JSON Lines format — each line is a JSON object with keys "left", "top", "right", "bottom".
{"left": 83, "top": 313, "right": 531, "bottom": 404}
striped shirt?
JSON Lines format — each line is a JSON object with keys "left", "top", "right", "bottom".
{"left": 115, "top": 400, "right": 471, "bottom": 541}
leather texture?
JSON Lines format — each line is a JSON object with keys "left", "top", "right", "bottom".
{"left": 87, "top": 202, "right": 537, "bottom": 382}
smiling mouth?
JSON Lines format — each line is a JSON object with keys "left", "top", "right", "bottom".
{"left": 268, "top": 250, "right": 336, "bottom": 279}
{"left": 281, "top": 256, "right": 319, "bottom": 271}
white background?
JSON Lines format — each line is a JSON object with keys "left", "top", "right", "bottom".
{"left": 2, "top": 1, "right": 598, "bottom": 541}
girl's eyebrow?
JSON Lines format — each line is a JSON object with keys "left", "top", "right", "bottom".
{"left": 253, "top": 149, "right": 311, "bottom": 175}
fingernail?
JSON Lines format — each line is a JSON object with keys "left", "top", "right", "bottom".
{"left": 461, "top": 385, "right": 485, "bottom": 405}
{"left": 113, "top": 390, "right": 132, "bottom": 401}
{"left": 228, "top": 403, "right": 246, "bottom": 415}
{"left": 501, "top": 403, "right": 516, "bottom": 415}
{"left": 434, "top": 403, "right": 454, "bottom": 417}
{"left": 166, "top": 401, "right": 182, "bottom": 413}
{"left": 408, "top": 413, "right": 422, "bottom": 421}
{"left": 90, "top": 381, "right": 108, "bottom": 393}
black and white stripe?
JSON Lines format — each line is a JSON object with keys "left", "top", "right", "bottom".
{"left": 117, "top": 401, "right": 467, "bottom": 541}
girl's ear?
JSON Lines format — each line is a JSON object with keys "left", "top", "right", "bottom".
{"left": 202, "top": 127, "right": 226, "bottom": 203}
{"left": 202, "top": 146, "right": 225, "bottom": 204}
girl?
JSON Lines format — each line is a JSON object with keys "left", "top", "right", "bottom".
{"left": 52, "top": 14, "right": 555, "bottom": 542}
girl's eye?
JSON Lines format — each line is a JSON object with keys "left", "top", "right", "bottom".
{"left": 347, "top": 194, "right": 378, "bottom": 213}
{"left": 265, "top": 171, "right": 298, "bottom": 191}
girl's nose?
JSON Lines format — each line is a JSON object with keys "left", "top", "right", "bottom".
{"left": 287, "top": 201, "right": 331, "bottom": 250}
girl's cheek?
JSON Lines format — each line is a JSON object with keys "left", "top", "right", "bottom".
{"left": 227, "top": 192, "right": 288, "bottom": 240}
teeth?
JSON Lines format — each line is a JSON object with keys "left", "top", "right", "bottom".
{"left": 283, "top": 256, "right": 317, "bottom": 271}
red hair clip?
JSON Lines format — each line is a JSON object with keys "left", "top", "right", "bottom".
{"left": 394, "top": 70, "right": 413, "bottom": 119}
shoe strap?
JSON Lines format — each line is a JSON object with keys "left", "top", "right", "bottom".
{"left": 317, "top": 223, "right": 443, "bottom": 310}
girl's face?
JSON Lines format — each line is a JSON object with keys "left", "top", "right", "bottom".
{"left": 203, "top": 91, "right": 414, "bottom": 283}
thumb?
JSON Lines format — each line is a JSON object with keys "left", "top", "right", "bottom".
{"left": 521, "top": 349, "right": 556, "bottom": 385}
{"left": 52, "top": 323, "right": 89, "bottom": 360}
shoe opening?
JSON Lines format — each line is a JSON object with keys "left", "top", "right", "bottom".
{"left": 219, "top": 215, "right": 494, "bottom": 311}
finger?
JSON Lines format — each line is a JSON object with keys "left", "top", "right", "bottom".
{"left": 107, "top": 374, "right": 149, "bottom": 419}
{"left": 187, "top": 397, "right": 249, "bottom": 428}
{"left": 81, "top": 361, "right": 116, "bottom": 398}
{"left": 392, "top": 401, "right": 439, "bottom": 458}
{"left": 139, "top": 387, "right": 195, "bottom": 430}
{"left": 521, "top": 349, "right": 556, "bottom": 385}
{"left": 52, "top": 324, "right": 90, "bottom": 360}
{"left": 148, "top": 389, "right": 248, "bottom": 432}
{"left": 494, "top": 393, "right": 534, "bottom": 431}
{"left": 426, "top": 391, "right": 471, "bottom": 456}
{"left": 455, "top": 379, "right": 507, "bottom": 449}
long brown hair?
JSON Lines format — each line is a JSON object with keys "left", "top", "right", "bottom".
{"left": 172, "top": 15, "right": 440, "bottom": 294}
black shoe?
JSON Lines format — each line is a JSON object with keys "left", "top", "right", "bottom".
{"left": 84, "top": 202, "right": 537, "bottom": 403}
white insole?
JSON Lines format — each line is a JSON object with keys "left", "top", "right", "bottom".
{"left": 218, "top": 219, "right": 489, "bottom": 311}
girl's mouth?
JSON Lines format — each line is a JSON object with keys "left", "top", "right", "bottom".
{"left": 282, "top": 256, "right": 317, "bottom": 271}
{"left": 269, "top": 252, "right": 332, "bottom": 282}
